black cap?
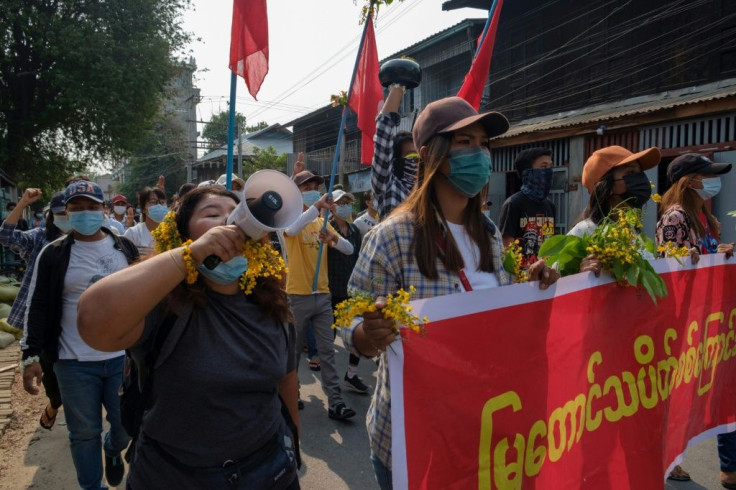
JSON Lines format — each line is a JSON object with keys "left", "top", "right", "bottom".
{"left": 667, "top": 153, "right": 732, "bottom": 183}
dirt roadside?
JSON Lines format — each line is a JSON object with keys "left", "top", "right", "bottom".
{"left": 0, "top": 367, "right": 81, "bottom": 489}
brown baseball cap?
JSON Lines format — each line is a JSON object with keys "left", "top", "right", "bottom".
{"left": 412, "top": 97, "right": 509, "bottom": 150}
{"left": 293, "top": 170, "right": 324, "bottom": 187}
{"left": 582, "top": 145, "right": 661, "bottom": 193}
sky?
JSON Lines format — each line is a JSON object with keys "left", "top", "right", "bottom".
{"left": 180, "top": 0, "right": 487, "bottom": 132}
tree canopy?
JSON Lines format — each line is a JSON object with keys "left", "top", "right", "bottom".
{"left": 202, "top": 110, "right": 269, "bottom": 150}
{"left": 244, "top": 146, "right": 287, "bottom": 177}
{"left": 0, "top": 0, "right": 192, "bottom": 188}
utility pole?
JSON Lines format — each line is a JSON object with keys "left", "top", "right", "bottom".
{"left": 237, "top": 120, "right": 244, "bottom": 180}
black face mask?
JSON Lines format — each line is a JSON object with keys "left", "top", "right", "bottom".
{"left": 621, "top": 173, "right": 651, "bottom": 209}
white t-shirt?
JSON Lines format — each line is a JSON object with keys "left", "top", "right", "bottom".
{"left": 567, "top": 218, "right": 596, "bottom": 238}
{"left": 446, "top": 222, "right": 500, "bottom": 291}
{"left": 104, "top": 216, "right": 124, "bottom": 235}
{"left": 124, "top": 221, "right": 155, "bottom": 256}
{"left": 354, "top": 211, "right": 378, "bottom": 238}
{"left": 59, "top": 235, "right": 127, "bottom": 361}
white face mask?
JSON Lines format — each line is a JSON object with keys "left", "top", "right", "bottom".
{"left": 113, "top": 205, "right": 126, "bottom": 216}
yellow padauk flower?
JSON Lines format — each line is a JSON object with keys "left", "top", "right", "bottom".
{"left": 502, "top": 240, "right": 529, "bottom": 283}
{"left": 657, "top": 242, "right": 690, "bottom": 258}
{"left": 652, "top": 193, "right": 662, "bottom": 203}
{"left": 332, "top": 285, "right": 429, "bottom": 335}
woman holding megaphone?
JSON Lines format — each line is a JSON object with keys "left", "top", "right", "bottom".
{"left": 77, "top": 186, "right": 301, "bottom": 489}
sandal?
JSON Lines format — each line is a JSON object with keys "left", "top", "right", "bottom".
{"left": 667, "top": 465, "right": 691, "bottom": 481}
{"left": 308, "top": 358, "right": 321, "bottom": 371}
{"left": 39, "top": 404, "right": 57, "bottom": 430}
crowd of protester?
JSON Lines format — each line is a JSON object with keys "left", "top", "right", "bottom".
{"left": 2, "top": 88, "right": 734, "bottom": 489}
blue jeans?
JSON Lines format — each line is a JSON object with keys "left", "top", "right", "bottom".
{"left": 370, "top": 451, "right": 393, "bottom": 490}
{"left": 719, "top": 431, "right": 736, "bottom": 472}
{"left": 54, "top": 357, "right": 130, "bottom": 490}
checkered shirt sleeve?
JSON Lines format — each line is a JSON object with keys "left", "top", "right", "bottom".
{"left": 371, "top": 113, "right": 417, "bottom": 219}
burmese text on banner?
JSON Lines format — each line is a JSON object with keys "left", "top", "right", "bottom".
{"left": 389, "top": 254, "right": 736, "bottom": 489}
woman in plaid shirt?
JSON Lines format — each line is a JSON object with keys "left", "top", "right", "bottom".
{"left": 341, "top": 97, "right": 559, "bottom": 489}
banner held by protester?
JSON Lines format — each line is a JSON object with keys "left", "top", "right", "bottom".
{"left": 389, "top": 254, "right": 736, "bottom": 489}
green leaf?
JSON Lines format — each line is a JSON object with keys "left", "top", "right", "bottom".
{"left": 538, "top": 235, "right": 570, "bottom": 258}
{"left": 641, "top": 235, "right": 656, "bottom": 254}
{"left": 626, "top": 264, "right": 640, "bottom": 287}
{"left": 613, "top": 261, "right": 624, "bottom": 281}
{"left": 502, "top": 250, "right": 516, "bottom": 275}
{"left": 640, "top": 270, "right": 659, "bottom": 304}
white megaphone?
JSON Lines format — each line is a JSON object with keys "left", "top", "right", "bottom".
{"left": 202, "top": 169, "right": 302, "bottom": 269}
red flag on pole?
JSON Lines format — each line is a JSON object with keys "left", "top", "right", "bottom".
{"left": 229, "top": 0, "right": 269, "bottom": 100}
{"left": 347, "top": 19, "right": 383, "bottom": 165}
{"left": 457, "top": 0, "right": 505, "bottom": 110}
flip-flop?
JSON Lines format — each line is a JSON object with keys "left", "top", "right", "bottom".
{"left": 667, "top": 465, "right": 691, "bottom": 481}
{"left": 308, "top": 358, "right": 321, "bottom": 371}
{"left": 39, "top": 404, "right": 57, "bottom": 430}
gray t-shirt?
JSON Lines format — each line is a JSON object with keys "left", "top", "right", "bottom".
{"left": 138, "top": 290, "right": 295, "bottom": 467}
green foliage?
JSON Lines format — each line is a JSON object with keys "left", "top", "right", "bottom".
{"left": 117, "top": 116, "right": 187, "bottom": 202}
{"left": 246, "top": 121, "right": 269, "bottom": 134}
{"left": 358, "top": 0, "right": 404, "bottom": 24}
{"left": 538, "top": 208, "right": 668, "bottom": 304}
{"left": 244, "top": 146, "right": 287, "bottom": 176}
{"left": 202, "top": 111, "right": 246, "bottom": 150}
{"left": 0, "top": 0, "right": 191, "bottom": 190}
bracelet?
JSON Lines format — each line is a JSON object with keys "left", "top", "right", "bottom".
{"left": 20, "top": 355, "right": 40, "bottom": 373}
{"left": 389, "top": 83, "right": 406, "bottom": 94}
{"left": 181, "top": 240, "right": 199, "bottom": 284}
{"left": 168, "top": 250, "right": 187, "bottom": 277}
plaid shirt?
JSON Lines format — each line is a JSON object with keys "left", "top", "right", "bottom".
{"left": 372, "top": 113, "right": 417, "bottom": 219}
{"left": 0, "top": 223, "right": 49, "bottom": 333}
{"left": 341, "top": 211, "right": 511, "bottom": 468}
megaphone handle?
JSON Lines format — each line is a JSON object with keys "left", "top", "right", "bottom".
{"left": 203, "top": 254, "right": 221, "bottom": 270}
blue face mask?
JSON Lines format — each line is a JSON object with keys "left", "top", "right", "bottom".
{"left": 695, "top": 176, "right": 721, "bottom": 200}
{"left": 302, "top": 190, "right": 321, "bottom": 208}
{"left": 335, "top": 204, "right": 353, "bottom": 220}
{"left": 68, "top": 210, "right": 104, "bottom": 236}
{"left": 53, "top": 214, "right": 72, "bottom": 233}
{"left": 445, "top": 147, "right": 492, "bottom": 198}
{"left": 147, "top": 204, "right": 168, "bottom": 223}
{"left": 197, "top": 255, "right": 249, "bottom": 285}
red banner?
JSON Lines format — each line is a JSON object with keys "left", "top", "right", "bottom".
{"left": 389, "top": 255, "right": 736, "bottom": 489}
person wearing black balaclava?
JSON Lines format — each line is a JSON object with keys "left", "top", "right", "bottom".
{"left": 498, "top": 147, "right": 557, "bottom": 270}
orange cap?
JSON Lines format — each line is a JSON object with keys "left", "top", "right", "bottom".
{"left": 582, "top": 146, "right": 660, "bottom": 193}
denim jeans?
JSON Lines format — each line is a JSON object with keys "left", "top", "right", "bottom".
{"left": 305, "top": 322, "right": 318, "bottom": 360}
{"left": 719, "top": 431, "right": 736, "bottom": 472}
{"left": 370, "top": 451, "right": 393, "bottom": 490}
{"left": 54, "top": 356, "right": 130, "bottom": 490}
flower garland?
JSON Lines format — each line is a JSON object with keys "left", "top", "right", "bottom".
{"left": 332, "top": 286, "right": 428, "bottom": 335}
{"left": 152, "top": 211, "right": 287, "bottom": 294}
{"left": 502, "top": 239, "right": 529, "bottom": 283}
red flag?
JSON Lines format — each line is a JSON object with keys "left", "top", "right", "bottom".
{"left": 347, "top": 19, "right": 383, "bottom": 165}
{"left": 457, "top": 0, "right": 505, "bottom": 110}
{"left": 229, "top": 0, "right": 269, "bottom": 100}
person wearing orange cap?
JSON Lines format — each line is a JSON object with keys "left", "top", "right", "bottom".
{"left": 568, "top": 145, "right": 661, "bottom": 275}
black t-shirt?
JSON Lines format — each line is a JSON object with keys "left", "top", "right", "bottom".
{"left": 498, "top": 191, "right": 556, "bottom": 269}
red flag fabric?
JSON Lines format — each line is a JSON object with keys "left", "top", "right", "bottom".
{"left": 457, "top": 0, "right": 505, "bottom": 110}
{"left": 229, "top": 0, "right": 269, "bottom": 100}
{"left": 347, "top": 19, "right": 383, "bottom": 165}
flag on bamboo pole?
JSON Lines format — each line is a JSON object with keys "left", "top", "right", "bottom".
{"left": 347, "top": 18, "right": 383, "bottom": 165}
{"left": 230, "top": 0, "right": 269, "bottom": 100}
{"left": 457, "top": 0, "right": 505, "bottom": 110}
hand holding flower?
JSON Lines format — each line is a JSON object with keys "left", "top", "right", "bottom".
{"left": 579, "top": 254, "right": 602, "bottom": 276}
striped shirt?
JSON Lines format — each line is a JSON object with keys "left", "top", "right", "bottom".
{"left": 341, "top": 211, "right": 512, "bottom": 469}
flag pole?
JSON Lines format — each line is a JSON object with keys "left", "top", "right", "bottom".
{"left": 225, "top": 71, "right": 237, "bottom": 191}
{"left": 475, "top": 0, "right": 498, "bottom": 59}
{"left": 311, "top": 12, "right": 373, "bottom": 293}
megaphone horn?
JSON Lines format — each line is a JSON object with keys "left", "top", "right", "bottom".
{"left": 379, "top": 58, "right": 422, "bottom": 90}
{"left": 202, "top": 170, "right": 302, "bottom": 270}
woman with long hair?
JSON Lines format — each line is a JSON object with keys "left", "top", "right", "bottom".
{"left": 340, "top": 97, "right": 558, "bottom": 488}
{"left": 568, "top": 145, "right": 661, "bottom": 275}
{"left": 656, "top": 153, "right": 734, "bottom": 259}
{"left": 77, "top": 187, "right": 300, "bottom": 489}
